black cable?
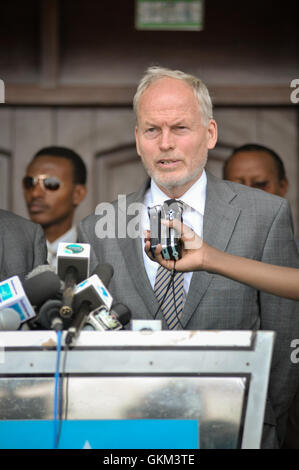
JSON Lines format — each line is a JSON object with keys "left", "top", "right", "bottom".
{"left": 171, "top": 262, "right": 184, "bottom": 330}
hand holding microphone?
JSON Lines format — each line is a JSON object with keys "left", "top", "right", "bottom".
{"left": 145, "top": 218, "right": 204, "bottom": 273}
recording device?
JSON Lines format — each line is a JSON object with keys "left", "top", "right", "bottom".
{"left": 148, "top": 199, "right": 184, "bottom": 260}
{"left": 0, "top": 275, "right": 35, "bottom": 324}
{"left": 65, "top": 264, "right": 114, "bottom": 345}
{"left": 0, "top": 307, "right": 21, "bottom": 330}
{"left": 57, "top": 242, "right": 90, "bottom": 317}
{"left": 83, "top": 303, "right": 131, "bottom": 331}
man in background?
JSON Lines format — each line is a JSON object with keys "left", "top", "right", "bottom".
{"left": 223, "top": 143, "right": 288, "bottom": 197}
{"left": 223, "top": 143, "right": 299, "bottom": 252}
{"left": 23, "top": 146, "right": 87, "bottom": 268}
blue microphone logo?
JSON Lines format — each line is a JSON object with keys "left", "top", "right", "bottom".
{"left": 64, "top": 244, "right": 84, "bottom": 254}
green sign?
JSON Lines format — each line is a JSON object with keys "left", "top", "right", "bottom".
{"left": 135, "top": 0, "right": 204, "bottom": 31}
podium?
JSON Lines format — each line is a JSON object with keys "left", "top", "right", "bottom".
{"left": 0, "top": 330, "right": 274, "bottom": 449}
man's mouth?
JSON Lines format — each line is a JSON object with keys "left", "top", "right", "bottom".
{"left": 28, "top": 202, "right": 48, "bottom": 213}
{"left": 157, "top": 159, "right": 182, "bottom": 167}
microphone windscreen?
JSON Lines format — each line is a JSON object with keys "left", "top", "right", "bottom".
{"left": 25, "top": 264, "right": 65, "bottom": 290}
{"left": 92, "top": 263, "right": 114, "bottom": 287}
{"left": 25, "top": 264, "right": 56, "bottom": 279}
{"left": 0, "top": 308, "right": 21, "bottom": 330}
{"left": 112, "top": 303, "right": 131, "bottom": 326}
{"left": 38, "top": 299, "right": 63, "bottom": 329}
{"left": 23, "top": 270, "right": 61, "bottom": 307}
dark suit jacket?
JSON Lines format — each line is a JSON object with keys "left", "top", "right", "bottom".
{"left": 0, "top": 209, "right": 47, "bottom": 282}
{"left": 78, "top": 171, "right": 299, "bottom": 448}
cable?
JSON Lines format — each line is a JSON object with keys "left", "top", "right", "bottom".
{"left": 171, "top": 263, "right": 184, "bottom": 330}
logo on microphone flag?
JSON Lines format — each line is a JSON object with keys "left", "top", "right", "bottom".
{"left": 64, "top": 244, "right": 84, "bottom": 254}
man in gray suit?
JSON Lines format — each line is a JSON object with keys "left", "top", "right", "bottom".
{"left": 0, "top": 209, "right": 47, "bottom": 282}
{"left": 78, "top": 66, "right": 299, "bottom": 448}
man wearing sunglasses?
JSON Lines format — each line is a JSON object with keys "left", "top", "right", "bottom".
{"left": 23, "top": 146, "right": 87, "bottom": 268}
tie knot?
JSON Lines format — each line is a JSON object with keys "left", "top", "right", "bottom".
{"left": 164, "top": 199, "right": 185, "bottom": 213}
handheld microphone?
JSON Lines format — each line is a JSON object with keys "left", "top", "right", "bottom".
{"left": 65, "top": 263, "right": 114, "bottom": 345}
{"left": 0, "top": 307, "right": 21, "bottom": 330}
{"left": 0, "top": 276, "right": 35, "bottom": 324}
{"left": 56, "top": 242, "right": 90, "bottom": 318}
{"left": 83, "top": 302, "right": 131, "bottom": 331}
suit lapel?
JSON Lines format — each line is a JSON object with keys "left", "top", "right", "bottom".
{"left": 117, "top": 180, "right": 161, "bottom": 317}
{"left": 181, "top": 172, "right": 241, "bottom": 327}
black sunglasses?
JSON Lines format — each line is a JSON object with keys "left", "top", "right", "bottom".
{"left": 22, "top": 175, "right": 62, "bottom": 191}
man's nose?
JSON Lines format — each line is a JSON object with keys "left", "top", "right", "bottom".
{"left": 159, "top": 129, "right": 175, "bottom": 151}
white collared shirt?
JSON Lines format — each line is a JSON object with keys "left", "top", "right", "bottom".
{"left": 46, "top": 226, "right": 78, "bottom": 269}
{"left": 142, "top": 171, "right": 207, "bottom": 298}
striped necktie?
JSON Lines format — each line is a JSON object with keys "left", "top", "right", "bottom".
{"left": 154, "top": 264, "right": 184, "bottom": 329}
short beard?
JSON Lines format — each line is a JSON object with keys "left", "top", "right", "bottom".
{"left": 146, "top": 155, "right": 207, "bottom": 195}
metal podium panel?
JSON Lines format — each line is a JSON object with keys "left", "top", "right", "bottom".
{"left": 0, "top": 330, "right": 275, "bottom": 449}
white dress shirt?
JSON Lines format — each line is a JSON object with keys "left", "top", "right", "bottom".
{"left": 142, "top": 171, "right": 207, "bottom": 300}
{"left": 46, "top": 226, "right": 78, "bottom": 269}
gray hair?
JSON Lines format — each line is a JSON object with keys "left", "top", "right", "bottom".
{"left": 133, "top": 66, "right": 213, "bottom": 126}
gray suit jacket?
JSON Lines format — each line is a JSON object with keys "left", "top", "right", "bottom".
{"left": 78, "top": 171, "right": 299, "bottom": 448}
{"left": 0, "top": 209, "right": 47, "bottom": 282}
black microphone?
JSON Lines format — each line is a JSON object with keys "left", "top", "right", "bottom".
{"left": 91, "top": 263, "right": 114, "bottom": 286}
{"left": 0, "top": 308, "right": 21, "bottom": 330}
{"left": 56, "top": 242, "right": 90, "bottom": 318}
{"left": 65, "top": 263, "right": 114, "bottom": 345}
{"left": 36, "top": 299, "right": 65, "bottom": 331}
{"left": 23, "top": 269, "right": 62, "bottom": 309}
{"left": 83, "top": 302, "right": 131, "bottom": 331}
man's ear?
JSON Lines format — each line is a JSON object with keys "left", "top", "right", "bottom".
{"left": 72, "top": 184, "right": 87, "bottom": 207}
{"left": 207, "top": 119, "right": 218, "bottom": 150}
{"left": 135, "top": 125, "right": 142, "bottom": 158}
{"left": 278, "top": 178, "right": 289, "bottom": 198}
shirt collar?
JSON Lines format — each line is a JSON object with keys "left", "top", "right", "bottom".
{"left": 46, "top": 226, "right": 78, "bottom": 252}
{"left": 148, "top": 170, "right": 207, "bottom": 216}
